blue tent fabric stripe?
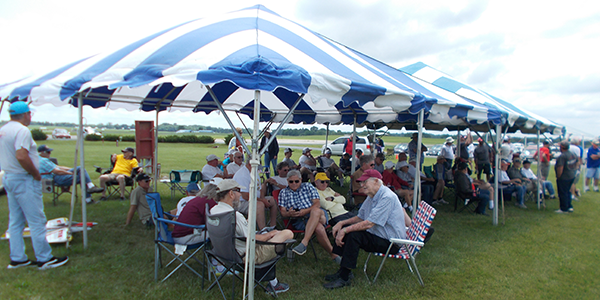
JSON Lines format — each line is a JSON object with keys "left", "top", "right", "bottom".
{"left": 1, "top": 4, "right": 509, "bottom": 131}
{"left": 400, "top": 62, "right": 565, "bottom": 134}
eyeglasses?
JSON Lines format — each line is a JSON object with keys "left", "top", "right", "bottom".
{"left": 143, "top": 180, "right": 151, "bottom": 183}
{"left": 280, "top": 169, "right": 289, "bottom": 172}
{"left": 369, "top": 163, "right": 375, "bottom": 166}
{"left": 288, "top": 180, "right": 300, "bottom": 184}
{"left": 234, "top": 156, "right": 242, "bottom": 159}
{"left": 318, "top": 180, "right": 330, "bottom": 184}
{"left": 231, "top": 188, "right": 241, "bottom": 193}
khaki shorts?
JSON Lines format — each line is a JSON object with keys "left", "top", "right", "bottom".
{"left": 106, "top": 173, "right": 128, "bottom": 181}
{"left": 244, "top": 244, "right": 277, "bottom": 264}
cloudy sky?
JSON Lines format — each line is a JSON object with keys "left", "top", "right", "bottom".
{"left": 1, "top": 0, "right": 598, "bottom": 137}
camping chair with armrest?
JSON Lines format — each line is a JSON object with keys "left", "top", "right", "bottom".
{"left": 165, "top": 170, "right": 201, "bottom": 201}
{"left": 95, "top": 155, "right": 139, "bottom": 199}
{"left": 363, "top": 201, "right": 436, "bottom": 286}
{"left": 205, "top": 207, "right": 294, "bottom": 300}
{"left": 146, "top": 192, "right": 208, "bottom": 284}
{"left": 272, "top": 189, "right": 322, "bottom": 262}
{"left": 41, "top": 158, "right": 78, "bottom": 206}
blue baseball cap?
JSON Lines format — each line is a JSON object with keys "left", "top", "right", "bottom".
{"left": 9, "top": 101, "right": 30, "bottom": 115}
{"left": 186, "top": 183, "right": 200, "bottom": 193}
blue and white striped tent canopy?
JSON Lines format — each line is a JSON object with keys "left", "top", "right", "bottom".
{"left": 1, "top": 5, "right": 501, "bottom": 130}
{"left": 400, "top": 62, "right": 565, "bottom": 134}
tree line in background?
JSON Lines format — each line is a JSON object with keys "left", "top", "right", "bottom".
{"left": 21, "top": 121, "right": 455, "bottom": 139}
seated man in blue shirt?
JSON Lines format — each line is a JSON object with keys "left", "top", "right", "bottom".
{"left": 324, "top": 169, "right": 411, "bottom": 289}
{"left": 38, "top": 145, "right": 103, "bottom": 204}
{"left": 278, "top": 170, "right": 340, "bottom": 263}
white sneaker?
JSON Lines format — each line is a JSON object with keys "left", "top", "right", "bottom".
{"left": 584, "top": 186, "right": 590, "bottom": 192}
{"left": 594, "top": 186, "right": 599, "bottom": 192}
{"left": 489, "top": 200, "right": 494, "bottom": 210}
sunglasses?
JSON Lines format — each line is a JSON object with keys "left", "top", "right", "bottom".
{"left": 280, "top": 169, "right": 289, "bottom": 172}
{"left": 318, "top": 180, "right": 330, "bottom": 184}
{"left": 143, "top": 179, "right": 151, "bottom": 183}
{"left": 369, "top": 163, "right": 375, "bottom": 166}
{"left": 288, "top": 180, "right": 300, "bottom": 184}
{"left": 230, "top": 188, "right": 241, "bottom": 193}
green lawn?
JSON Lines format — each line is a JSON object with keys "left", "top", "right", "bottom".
{"left": 1, "top": 139, "right": 598, "bottom": 299}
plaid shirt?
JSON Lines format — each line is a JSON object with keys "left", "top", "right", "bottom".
{"left": 278, "top": 182, "right": 320, "bottom": 210}
{"left": 39, "top": 156, "right": 57, "bottom": 180}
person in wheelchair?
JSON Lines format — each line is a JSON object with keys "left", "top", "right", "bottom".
{"left": 99, "top": 147, "right": 142, "bottom": 200}
{"left": 455, "top": 162, "right": 489, "bottom": 215}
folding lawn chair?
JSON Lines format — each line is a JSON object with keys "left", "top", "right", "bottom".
{"left": 363, "top": 201, "right": 436, "bottom": 286}
{"left": 95, "top": 156, "right": 139, "bottom": 199}
{"left": 205, "top": 207, "right": 294, "bottom": 299}
{"left": 146, "top": 192, "right": 208, "bottom": 284}
{"left": 41, "top": 159, "right": 79, "bottom": 206}
{"left": 165, "top": 170, "right": 201, "bottom": 200}
{"left": 272, "top": 189, "right": 321, "bottom": 262}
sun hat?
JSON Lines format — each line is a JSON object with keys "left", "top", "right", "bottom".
{"left": 397, "top": 161, "right": 409, "bottom": 169}
{"left": 121, "top": 147, "right": 135, "bottom": 154}
{"left": 136, "top": 173, "right": 151, "bottom": 181}
{"left": 446, "top": 137, "right": 454, "bottom": 143}
{"left": 186, "top": 183, "right": 200, "bottom": 193}
{"left": 209, "top": 177, "right": 223, "bottom": 186}
{"left": 37, "top": 145, "right": 54, "bottom": 153}
{"left": 206, "top": 154, "right": 219, "bottom": 161}
{"left": 216, "top": 179, "right": 242, "bottom": 192}
{"left": 8, "top": 101, "right": 30, "bottom": 115}
{"left": 384, "top": 161, "right": 395, "bottom": 169}
{"left": 315, "top": 172, "right": 330, "bottom": 181}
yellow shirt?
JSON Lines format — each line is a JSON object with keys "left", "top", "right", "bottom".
{"left": 111, "top": 154, "right": 139, "bottom": 176}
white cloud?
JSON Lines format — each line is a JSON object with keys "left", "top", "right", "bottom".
{"left": 1, "top": 0, "right": 599, "bottom": 137}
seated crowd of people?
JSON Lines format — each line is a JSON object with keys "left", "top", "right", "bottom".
{"left": 61, "top": 131, "right": 582, "bottom": 292}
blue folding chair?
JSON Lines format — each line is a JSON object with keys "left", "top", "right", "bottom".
{"left": 146, "top": 192, "right": 208, "bottom": 284}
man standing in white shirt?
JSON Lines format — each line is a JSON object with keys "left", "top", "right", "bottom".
{"left": 0, "top": 102, "right": 68, "bottom": 270}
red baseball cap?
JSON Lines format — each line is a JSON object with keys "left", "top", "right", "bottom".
{"left": 357, "top": 169, "right": 382, "bottom": 182}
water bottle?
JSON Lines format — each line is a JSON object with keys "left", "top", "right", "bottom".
{"left": 287, "top": 248, "right": 295, "bottom": 262}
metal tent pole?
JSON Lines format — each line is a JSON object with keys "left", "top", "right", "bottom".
{"left": 77, "top": 94, "right": 88, "bottom": 248}
{"left": 493, "top": 124, "right": 501, "bottom": 226}
{"left": 412, "top": 110, "right": 424, "bottom": 212}
{"left": 537, "top": 129, "right": 541, "bottom": 209}
{"left": 66, "top": 119, "right": 80, "bottom": 249}
{"left": 243, "top": 91, "right": 261, "bottom": 300}
{"left": 154, "top": 110, "right": 159, "bottom": 192}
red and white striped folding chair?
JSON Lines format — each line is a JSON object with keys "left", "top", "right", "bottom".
{"left": 363, "top": 201, "right": 436, "bottom": 286}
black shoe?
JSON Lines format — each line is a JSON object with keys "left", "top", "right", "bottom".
{"left": 323, "top": 277, "right": 352, "bottom": 289}
{"left": 38, "top": 256, "right": 69, "bottom": 270}
{"left": 87, "top": 186, "right": 104, "bottom": 194}
{"left": 324, "top": 270, "right": 354, "bottom": 282}
{"left": 7, "top": 260, "right": 32, "bottom": 269}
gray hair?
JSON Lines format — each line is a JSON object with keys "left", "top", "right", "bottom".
{"left": 360, "top": 154, "right": 374, "bottom": 166}
{"left": 198, "top": 184, "right": 218, "bottom": 200}
{"left": 287, "top": 170, "right": 301, "bottom": 179}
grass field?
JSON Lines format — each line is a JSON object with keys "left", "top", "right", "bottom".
{"left": 1, "top": 138, "right": 599, "bottom": 299}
